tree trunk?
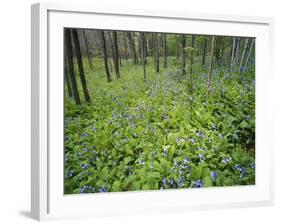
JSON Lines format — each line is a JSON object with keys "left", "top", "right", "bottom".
{"left": 127, "top": 32, "right": 138, "bottom": 64}
{"left": 230, "top": 37, "right": 236, "bottom": 72}
{"left": 112, "top": 31, "right": 120, "bottom": 78}
{"left": 207, "top": 36, "right": 215, "bottom": 93}
{"left": 163, "top": 34, "right": 167, "bottom": 68}
{"left": 72, "top": 29, "right": 91, "bottom": 103}
{"left": 64, "top": 29, "right": 81, "bottom": 105}
{"left": 175, "top": 35, "right": 179, "bottom": 62}
{"left": 201, "top": 38, "right": 207, "bottom": 66}
{"left": 64, "top": 50, "right": 73, "bottom": 98}
{"left": 123, "top": 34, "right": 128, "bottom": 62}
{"left": 140, "top": 33, "right": 147, "bottom": 82}
{"left": 100, "top": 31, "right": 112, "bottom": 82}
{"left": 190, "top": 35, "right": 195, "bottom": 75}
{"left": 181, "top": 34, "right": 186, "bottom": 75}
{"left": 154, "top": 33, "right": 160, "bottom": 73}
{"left": 82, "top": 30, "right": 93, "bottom": 70}
{"left": 239, "top": 38, "right": 249, "bottom": 73}
{"left": 233, "top": 37, "right": 240, "bottom": 67}
{"left": 243, "top": 38, "right": 255, "bottom": 73}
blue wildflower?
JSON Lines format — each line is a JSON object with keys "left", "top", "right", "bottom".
{"left": 189, "top": 138, "right": 196, "bottom": 144}
{"left": 81, "top": 132, "right": 89, "bottom": 137}
{"left": 83, "top": 148, "right": 89, "bottom": 153}
{"left": 196, "top": 131, "right": 205, "bottom": 138}
{"left": 80, "top": 163, "right": 89, "bottom": 169}
{"left": 183, "top": 158, "right": 190, "bottom": 166}
{"left": 245, "top": 115, "right": 251, "bottom": 120}
{"left": 210, "top": 172, "right": 217, "bottom": 181}
{"left": 99, "top": 186, "right": 107, "bottom": 193}
{"left": 197, "top": 179, "right": 203, "bottom": 188}
{"left": 177, "top": 177, "right": 185, "bottom": 187}
{"left": 66, "top": 170, "right": 74, "bottom": 178}
{"left": 190, "top": 181, "right": 196, "bottom": 188}
{"left": 199, "top": 154, "right": 205, "bottom": 162}
{"left": 90, "top": 126, "right": 97, "bottom": 131}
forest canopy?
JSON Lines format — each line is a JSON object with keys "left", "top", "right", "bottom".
{"left": 64, "top": 28, "right": 255, "bottom": 194}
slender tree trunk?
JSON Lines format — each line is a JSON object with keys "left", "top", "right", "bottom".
{"left": 243, "top": 38, "right": 255, "bottom": 73}
{"left": 233, "top": 37, "right": 240, "bottom": 67}
{"left": 181, "top": 34, "right": 186, "bottom": 75}
{"left": 175, "top": 35, "right": 179, "bottom": 62}
{"left": 100, "top": 31, "right": 112, "bottom": 82}
{"left": 127, "top": 32, "right": 138, "bottom": 64}
{"left": 154, "top": 33, "right": 160, "bottom": 73}
{"left": 82, "top": 30, "right": 93, "bottom": 70}
{"left": 140, "top": 33, "right": 147, "bottom": 82}
{"left": 72, "top": 29, "right": 91, "bottom": 103}
{"left": 64, "top": 51, "right": 73, "bottom": 98}
{"left": 202, "top": 38, "right": 207, "bottom": 66}
{"left": 230, "top": 37, "right": 236, "bottom": 72}
{"left": 64, "top": 29, "right": 81, "bottom": 105}
{"left": 190, "top": 35, "right": 195, "bottom": 75}
{"left": 163, "top": 34, "right": 167, "bottom": 68}
{"left": 123, "top": 34, "right": 128, "bottom": 62}
{"left": 112, "top": 31, "right": 120, "bottom": 78}
{"left": 239, "top": 38, "right": 249, "bottom": 73}
{"left": 207, "top": 36, "right": 215, "bottom": 93}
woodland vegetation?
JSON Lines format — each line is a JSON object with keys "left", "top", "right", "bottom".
{"left": 64, "top": 28, "right": 255, "bottom": 194}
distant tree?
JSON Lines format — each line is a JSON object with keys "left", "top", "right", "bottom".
{"left": 163, "top": 34, "right": 167, "bottom": 68}
{"left": 64, "top": 50, "right": 73, "bottom": 98}
{"left": 201, "top": 37, "right": 207, "bottom": 66}
{"left": 230, "top": 37, "right": 236, "bottom": 72}
{"left": 181, "top": 34, "right": 186, "bottom": 75}
{"left": 243, "top": 38, "right": 255, "bottom": 73}
{"left": 153, "top": 33, "right": 160, "bottom": 73}
{"left": 239, "top": 38, "right": 249, "bottom": 73}
{"left": 127, "top": 32, "right": 138, "bottom": 64}
{"left": 175, "top": 35, "right": 179, "bottom": 61}
{"left": 112, "top": 31, "right": 120, "bottom": 78}
{"left": 100, "top": 31, "right": 112, "bottom": 82}
{"left": 207, "top": 36, "right": 215, "bottom": 93}
{"left": 64, "top": 29, "right": 81, "bottom": 105}
{"left": 72, "top": 29, "right": 91, "bottom": 103}
{"left": 140, "top": 33, "right": 147, "bottom": 82}
{"left": 190, "top": 35, "right": 195, "bottom": 87}
{"left": 122, "top": 34, "right": 128, "bottom": 62}
{"left": 233, "top": 37, "right": 241, "bottom": 67}
{"left": 82, "top": 30, "right": 93, "bottom": 70}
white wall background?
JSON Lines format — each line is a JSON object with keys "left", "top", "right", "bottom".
{"left": 0, "top": 0, "right": 279, "bottom": 223}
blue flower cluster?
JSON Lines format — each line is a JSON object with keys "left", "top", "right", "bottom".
{"left": 80, "top": 185, "right": 95, "bottom": 193}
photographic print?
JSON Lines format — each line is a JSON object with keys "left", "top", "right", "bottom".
{"left": 64, "top": 28, "right": 255, "bottom": 194}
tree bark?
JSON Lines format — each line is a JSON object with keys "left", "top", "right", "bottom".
{"left": 112, "top": 31, "right": 120, "bottom": 78}
{"left": 153, "top": 33, "right": 160, "bottom": 73}
{"left": 243, "top": 38, "right": 255, "bottom": 73}
{"left": 239, "top": 38, "right": 249, "bottom": 73}
{"left": 64, "top": 50, "right": 73, "bottom": 98}
{"left": 230, "top": 37, "right": 236, "bottom": 72}
{"left": 181, "top": 34, "right": 186, "bottom": 75}
{"left": 82, "top": 30, "right": 93, "bottom": 70}
{"left": 72, "top": 29, "right": 91, "bottom": 103}
{"left": 140, "top": 33, "right": 147, "bottom": 82}
{"left": 127, "top": 32, "right": 138, "bottom": 64}
{"left": 100, "top": 31, "right": 112, "bottom": 82}
{"left": 207, "top": 36, "right": 215, "bottom": 93}
{"left": 163, "top": 34, "right": 167, "bottom": 68}
{"left": 64, "top": 29, "right": 81, "bottom": 105}
{"left": 201, "top": 38, "right": 207, "bottom": 66}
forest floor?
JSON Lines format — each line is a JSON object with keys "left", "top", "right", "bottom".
{"left": 64, "top": 57, "right": 255, "bottom": 194}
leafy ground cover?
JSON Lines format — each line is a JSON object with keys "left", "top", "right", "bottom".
{"left": 64, "top": 57, "right": 255, "bottom": 194}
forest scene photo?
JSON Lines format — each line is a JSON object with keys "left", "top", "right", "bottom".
{"left": 64, "top": 28, "right": 255, "bottom": 194}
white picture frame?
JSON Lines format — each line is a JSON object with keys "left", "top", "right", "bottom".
{"left": 31, "top": 2, "right": 274, "bottom": 221}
